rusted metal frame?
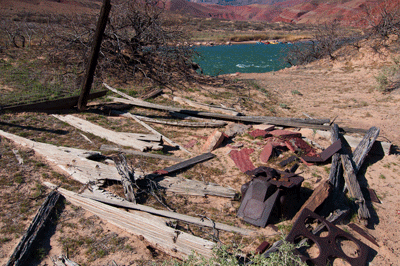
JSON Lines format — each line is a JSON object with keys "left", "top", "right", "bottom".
{"left": 1, "top": 90, "right": 107, "bottom": 113}
{"left": 286, "top": 208, "right": 369, "bottom": 266}
{"left": 348, "top": 223, "right": 380, "bottom": 247}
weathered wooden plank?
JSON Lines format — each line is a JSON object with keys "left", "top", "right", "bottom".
{"left": 53, "top": 114, "right": 162, "bottom": 151}
{"left": 80, "top": 186, "right": 255, "bottom": 235}
{"left": 157, "top": 153, "right": 215, "bottom": 175}
{"left": 134, "top": 114, "right": 227, "bottom": 128}
{"left": 100, "top": 145, "right": 184, "bottom": 162}
{"left": 140, "top": 88, "right": 163, "bottom": 100}
{"left": 118, "top": 112, "right": 191, "bottom": 154}
{"left": 328, "top": 124, "right": 342, "bottom": 188}
{"left": 172, "top": 96, "right": 240, "bottom": 116}
{"left": 7, "top": 191, "right": 60, "bottom": 266}
{"left": 1, "top": 90, "right": 108, "bottom": 113}
{"left": 341, "top": 154, "right": 370, "bottom": 223}
{"left": 109, "top": 96, "right": 365, "bottom": 133}
{"left": 44, "top": 183, "right": 215, "bottom": 259}
{"left": 292, "top": 180, "right": 332, "bottom": 222}
{"left": 352, "top": 127, "right": 380, "bottom": 172}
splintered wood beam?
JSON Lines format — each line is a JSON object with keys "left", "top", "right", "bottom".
{"left": 44, "top": 183, "right": 214, "bottom": 259}
{"left": 352, "top": 127, "right": 380, "bottom": 172}
{"left": 80, "top": 186, "right": 255, "bottom": 236}
{"left": 341, "top": 154, "right": 370, "bottom": 223}
{"left": 172, "top": 96, "right": 240, "bottom": 116}
{"left": 134, "top": 114, "right": 227, "bottom": 128}
{"left": 328, "top": 124, "right": 342, "bottom": 188}
{"left": 118, "top": 112, "right": 191, "bottom": 154}
{"left": 100, "top": 145, "right": 184, "bottom": 162}
{"left": 7, "top": 191, "right": 60, "bottom": 266}
{"left": 53, "top": 114, "right": 162, "bottom": 151}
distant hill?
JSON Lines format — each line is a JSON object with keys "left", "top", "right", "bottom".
{"left": 2, "top": 0, "right": 399, "bottom": 27}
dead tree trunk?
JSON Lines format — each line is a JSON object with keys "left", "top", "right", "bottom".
{"left": 7, "top": 191, "right": 61, "bottom": 266}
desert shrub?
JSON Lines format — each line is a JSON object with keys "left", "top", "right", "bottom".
{"left": 375, "top": 56, "right": 400, "bottom": 92}
{"left": 165, "top": 240, "right": 308, "bottom": 266}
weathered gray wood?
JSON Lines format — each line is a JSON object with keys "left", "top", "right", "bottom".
{"left": 328, "top": 124, "right": 342, "bottom": 188}
{"left": 80, "top": 186, "right": 255, "bottom": 236}
{"left": 341, "top": 154, "right": 370, "bottom": 223}
{"left": 0, "top": 130, "right": 235, "bottom": 198}
{"left": 109, "top": 95, "right": 366, "bottom": 133}
{"left": 156, "top": 176, "right": 236, "bottom": 198}
{"left": 134, "top": 114, "right": 227, "bottom": 128}
{"left": 352, "top": 127, "right": 380, "bottom": 172}
{"left": 78, "top": 0, "right": 111, "bottom": 110}
{"left": 113, "top": 154, "right": 136, "bottom": 203}
{"left": 100, "top": 145, "right": 184, "bottom": 162}
{"left": 7, "top": 191, "right": 60, "bottom": 266}
{"left": 44, "top": 183, "right": 215, "bottom": 259}
{"left": 172, "top": 96, "right": 240, "bottom": 116}
{"left": 53, "top": 114, "right": 162, "bottom": 151}
{"left": 119, "top": 112, "right": 191, "bottom": 154}
{"left": 12, "top": 149, "right": 24, "bottom": 165}
{"left": 0, "top": 129, "right": 132, "bottom": 183}
{"left": 140, "top": 88, "right": 163, "bottom": 100}
{"left": 316, "top": 129, "right": 391, "bottom": 156}
{"left": 52, "top": 255, "right": 80, "bottom": 266}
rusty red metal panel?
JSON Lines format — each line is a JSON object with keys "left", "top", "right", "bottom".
{"left": 269, "top": 129, "right": 302, "bottom": 139}
{"left": 256, "top": 241, "right": 270, "bottom": 254}
{"left": 348, "top": 223, "right": 380, "bottom": 247}
{"left": 285, "top": 137, "right": 317, "bottom": 156}
{"left": 249, "top": 129, "right": 269, "bottom": 138}
{"left": 229, "top": 148, "right": 255, "bottom": 173}
{"left": 260, "top": 143, "right": 274, "bottom": 163}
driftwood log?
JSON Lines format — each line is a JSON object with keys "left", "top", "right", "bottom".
{"left": 7, "top": 191, "right": 60, "bottom": 266}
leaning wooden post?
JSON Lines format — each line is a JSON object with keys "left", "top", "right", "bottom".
{"left": 77, "top": 0, "right": 111, "bottom": 111}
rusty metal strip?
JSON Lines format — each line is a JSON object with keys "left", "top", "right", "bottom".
{"left": 348, "top": 223, "right": 380, "bottom": 247}
{"left": 301, "top": 139, "right": 342, "bottom": 162}
{"left": 286, "top": 208, "right": 369, "bottom": 266}
{"left": 279, "top": 155, "right": 298, "bottom": 167}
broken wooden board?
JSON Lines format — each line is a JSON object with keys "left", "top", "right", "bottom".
{"left": 7, "top": 191, "right": 60, "bottom": 266}
{"left": 44, "top": 183, "right": 214, "bottom": 259}
{"left": 315, "top": 129, "right": 391, "bottom": 156}
{"left": 0, "top": 129, "right": 128, "bottom": 183}
{"left": 292, "top": 180, "right": 332, "bottom": 222}
{"left": 117, "top": 112, "right": 191, "bottom": 154}
{"left": 352, "top": 127, "right": 380, "bottom": 172}
{"left": 156, "top": 176, "right": 236, "bottom": 198}
{"left": 100, "top": 144, "right": 184, "bottom": 162}
{"left": 172, "top": 96, "right": 240, "bottom": 116}
{"left": 53, "top": 114, "right": 162, "bottom": 151}
{"left": 80, "top": 186, "right": 255, "bottom": 235}
{"left": 1, "top": 90, "right": 107, "bottom": 113}
{"left": 134, "top": 114, "right": 227, "bottom": 128}
{"left": 0, "top": 130, "right": 234, "bottom": 198}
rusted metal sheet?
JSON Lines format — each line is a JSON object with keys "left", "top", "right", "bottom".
{"left": 249, "top": 129, "right": 269, "bottom": 138}
{"left": 285, "top": 137, "right": 317, "bottom": 156}
{"left": 238, "top": 167, "right": 304, "bottom": 227}
{"left": 229, "top": 148, "right": 255, "bottom": 173}
{"left": 1, "top": 90, "right": 108, "bottom": 113}
{"left": 279, "top": 155, "right": 298, "bottom": 167}
{"left": 302, "top": 139, "right": 342, "bottom": 163}
{"left": 348, "top": 223, "right": 380, "bottom": 247}
{"left": 260, "top": 143, "right": 274, "bottom": 163}
{"left": 286, "top": 208, "right": 369, "bottom": 266}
